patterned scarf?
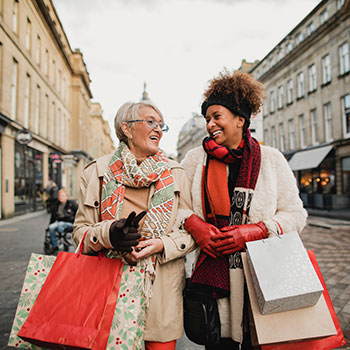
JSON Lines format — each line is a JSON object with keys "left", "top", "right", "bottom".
{"left": 191, "top": 129, "right": 261, "bottom": 295}
{"left": 100, "top": 142, "right": 175, "bottom": 239}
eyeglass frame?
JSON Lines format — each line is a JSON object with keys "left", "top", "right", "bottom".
{"left": 127, "top": 119, "right": 169, "bottom": 132}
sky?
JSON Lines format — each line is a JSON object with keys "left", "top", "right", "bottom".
{"left": 52, "top": 0, "right": 321, "bottom": 156}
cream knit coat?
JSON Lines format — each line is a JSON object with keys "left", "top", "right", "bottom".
{"left": 182, "top": 145, "right": 308, "bottom": 342}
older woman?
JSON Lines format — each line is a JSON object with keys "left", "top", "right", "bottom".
{"left": 182, "top": 70, "right": 307, "bottom": 350}
{"left": 73, "top": 101, "right": 195, "bottom": 350}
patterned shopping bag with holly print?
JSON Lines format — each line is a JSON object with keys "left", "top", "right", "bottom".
{"left": 106, "top": 264, "right": 146, "bottom": 350}
{"left": 8, "top": 253, "right": 55, "bottom": 349}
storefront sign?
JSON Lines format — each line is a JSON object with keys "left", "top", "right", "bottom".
{"left": 49, "top": 153, "right": 62, "bottom": 164}
{"left": 15, "top": 129, "right": 33, "bottom": 145}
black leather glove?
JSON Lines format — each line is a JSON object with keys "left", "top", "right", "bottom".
{"left": 109, "top": 210, "right": 147, "bottom": 253}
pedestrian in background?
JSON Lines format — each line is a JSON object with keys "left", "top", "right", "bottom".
{"left": 45, "top": 181, "right": 58, "bottom": 213}
{"left": 73, "top": 101, "right": 195, "bottom": 350}
{"left": 48, "top": 188, "right": 78, "bottom": 253}
{"left": 182, "top": 70, "right": 307, "bottom": 349}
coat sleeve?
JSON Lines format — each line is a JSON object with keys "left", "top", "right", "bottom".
{"left": 72, "top": 164, "right": 114, "bottom": 254}
{"left": 260, "top": 148, "right": 308, "bottom": 235}
{"left": 158, "top": 165, "right": 196, "bottom": 263}
{"left": 180, "top": 147, "right": 201, "bottom": 184}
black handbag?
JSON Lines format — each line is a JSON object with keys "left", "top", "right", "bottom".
{"left": 183, "top": 279, "right": 221, "bottom": 346}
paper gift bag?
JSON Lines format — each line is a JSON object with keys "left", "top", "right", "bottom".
{"left": 260, "top": 250, "right": 346, "bottom": 350}
{"left": 246, "top": 231, "right": 323, "bottom": 315}
{"left": 17, "top": 251, "right": 123, "bottom": 350}
{"left": 242, "top": 251, "right": 341, "bottom": 346}
{"left": 8, "top": 253, "right": 56, "bottom": 350}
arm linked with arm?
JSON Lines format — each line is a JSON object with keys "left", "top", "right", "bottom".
{"left": 157, "top": 166, "right": 196, "bottom": 263}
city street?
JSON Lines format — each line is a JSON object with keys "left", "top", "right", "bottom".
{"left": 0, "top": 212, "right": 349, "bottom": 349}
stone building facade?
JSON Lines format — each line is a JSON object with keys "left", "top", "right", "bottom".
{"left": 250, "top": 0, "right": 350, "bottom": 210}
{"left": 0, "top": 0, "right": 114, "bottom": 218}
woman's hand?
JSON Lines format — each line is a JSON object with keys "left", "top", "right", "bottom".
{"left": 128, "top": 238, "right": 164, "bottom": 262}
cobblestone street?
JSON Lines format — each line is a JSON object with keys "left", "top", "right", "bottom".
{"left": 0, "top": 212, "right": 349, "bottom": 349}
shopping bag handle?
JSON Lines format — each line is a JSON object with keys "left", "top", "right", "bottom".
{"left": 76, "top": 230, "right": 105, "bottom": 259}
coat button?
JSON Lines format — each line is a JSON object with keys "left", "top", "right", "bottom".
{"left": 180, "top": 244, "right": 186, "bottom": 249}
{"left": 94, "top": 201, "right": 99, "bottom": 207}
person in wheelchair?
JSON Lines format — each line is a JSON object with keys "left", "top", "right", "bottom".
{"left": 48, "top": 188, "right": 78, "bottom": 253}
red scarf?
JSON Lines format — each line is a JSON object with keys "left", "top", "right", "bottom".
{"left": 191, "top": 129, "right": 261, "bottom": 295}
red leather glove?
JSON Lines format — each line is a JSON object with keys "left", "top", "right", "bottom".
{"left": 211, "top": 221, "right": 268, "bottom": 255}
{"left": 184, "top": 214, "right": 221, "bottom": 259}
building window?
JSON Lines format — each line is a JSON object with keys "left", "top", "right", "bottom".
{"left": 58, "top": 69, "right": 62, "bottom": 94}
{"left": 339, "top": 42, "right": 349, "bottom": 75}
{"left": 56, "top": 108, "right": 60, "bottom": 144}
{"left": 342, "top": 157, "right": 350, "bottom": 195}
{"left": 337, "top": 0, "right": 345, "bottom": 10}
{"left": 288, "top": 119, "right": 295, "bottom": 150}
{"left": 34, "top": 85, "right": 40, "bottom": 134}
{"left": 62, "top": 76, "right": 66, "bottom": 102}
{"left": 299, "top": 114, "right": 306, "bottom": 148}
{"left": 297, "top": 72, "right": 304, "bottom": 98}
{"left": 50, "top": 101, "right": 55, "bottom": 141}
{"left": 12, "top": 0, "right": 18, "bottom": 33}
{"left": 52, "top": 60, "right": 56, "bottom": 86}
{"left": 263, "top": 97, "right": 268, "bottom": 116}
{"left": 342, "top": 94, "right": 350, "bottom": 138}
{"left": 35, "top": 35, "right": 41, "bottom": 66}
{"left": 287, "top": 79, "right": 293, "bottom": 104}
{"left": 278, "top": 85, "right": 284, "bottom": 109}
{"left": 307, "top": 22, "right": 314, "bottom": 36}
{"left": 308, "top": 64, "right": 317, "bottom": 92}
{"left": 270, "top": 91, "right": 275, "bottom": 113}
{"left": 42, "top": 94, "right": 48, "bottom": 138}
{"left": 279, "top": 122, "right": 285, "bottom": 152}
{"left": 296, "top": 32, "right": 305, "bottom": 45}
{"left": 286, "top": 41, "right": 294, "bottom": 54}
{"left": 264, "top": 129, "right": 269, "bottom": 146}
{"left": 43, "top": 49, "right": 48, "bottom": 76}
{"left": 310, "top": 109, "right": 318, "bottom": 145}
{"left": 24, "top": 74, "right": 30, "bottom": 128}
{"left": 277, "top": 48, "right": 284, "bottom": 61}
{"left": 320, "top": 9, "right": 328, "bottom": 25}
{"left": 324, "top": 103, "right": 333, "bottom": 141}
{"left": 11, "top": 58, "right": 18, "bottom": 119}
{"left": 61, "top": 112, "right": 65, "bottom": 147}
{"left": 271, "top": 126, "right": 277, "bottom": 148}
{"left": 25, "top": 18, "right": 31, "bottom": 51}
{"left": 322, "top": 54, "right": 331, "bottom": 84}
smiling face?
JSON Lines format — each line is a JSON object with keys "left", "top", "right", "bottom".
{"left": 205, "top": 105, "right": 245, "bottom": 149}
{"left": 122, "top": 106, "right": 163, "bottom": 161}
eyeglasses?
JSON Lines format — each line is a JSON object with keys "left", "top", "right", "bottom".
{"left": 127, "top": 119, "right": 169, "bottom": 132}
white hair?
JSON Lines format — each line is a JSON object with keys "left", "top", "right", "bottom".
{"left": 114, "top": 101, "right": 164, "bottom": 143}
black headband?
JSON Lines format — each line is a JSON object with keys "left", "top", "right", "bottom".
{"left": 201, "top": 94, "right": 252, "bottom": 125}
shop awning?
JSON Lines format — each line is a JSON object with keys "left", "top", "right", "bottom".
{"left": 288, "top": 145, "right": 333, "bottom": 171}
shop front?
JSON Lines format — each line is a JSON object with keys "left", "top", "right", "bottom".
{"left": 289, "top": 144, "right": 350, "bottom": 209}
{"left": 14, "top": 141, "right": 44, "bottom": 215}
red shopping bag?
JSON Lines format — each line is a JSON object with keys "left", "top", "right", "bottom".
{"left": 261, "top": 250, "right": 345, "bottom": 350}
{"left": 18, "top": 246, "right": 123, "bottom": 350}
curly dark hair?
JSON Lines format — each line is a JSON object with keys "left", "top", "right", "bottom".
{"left": 203, "top": 69, "right": 265, "bottom": 115}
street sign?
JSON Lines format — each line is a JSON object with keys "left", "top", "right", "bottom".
{"left": 15, "top": 129, "right": 33, "bottom": 145}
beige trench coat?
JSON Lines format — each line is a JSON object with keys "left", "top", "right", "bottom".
{"left": 73, "top": 154, "right": 196, "bottom": 342}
